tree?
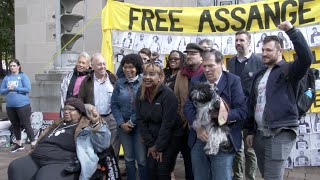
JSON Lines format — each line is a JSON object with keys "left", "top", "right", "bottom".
{"left": 0, "top": 0, "right": 14, "bottom": 78}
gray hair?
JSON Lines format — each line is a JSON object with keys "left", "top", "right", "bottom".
{"left": 78, "top": 52, "right": 91, "bottom": 65}
{"left": 199, "top": 39, "right": 213, "bottom": 48}
{"left": 91, "top": 53, "right": 105, "bottom": 65}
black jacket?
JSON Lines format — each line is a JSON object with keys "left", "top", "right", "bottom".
{"left": 227, "top": 53, "right": 264, "bottom": 98}
{"left": 247, "top": 27, "right": 313, "bottom": 134}
{"left": 136, "top": 84, "right": 183, "bottom": 152}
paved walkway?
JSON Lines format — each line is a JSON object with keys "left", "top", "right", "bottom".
{"left": 0, "top": 145, "right": 319, "bottom": 180}
{"left": 0, "top": 110, "right": 320, "bottom": 180}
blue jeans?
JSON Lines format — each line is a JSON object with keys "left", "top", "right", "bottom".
{"left": 118, "top": 127, "right": 147, "bottom": 180}
{"left": 191, "top": 140, "right": 235, "bottom": 180}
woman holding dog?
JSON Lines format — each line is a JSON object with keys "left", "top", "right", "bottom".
{"left": 137, "top": 62, "right": 183, "bottom": 180}
{"left": 111, "top": 54, "right": 147, "bottom": 180}
{"left": 184, "top": 49, "right": 247, "bottom": 180}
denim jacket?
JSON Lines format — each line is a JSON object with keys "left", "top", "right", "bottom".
{"left": 111, "top": 76, "right": 142, "bottom": 126}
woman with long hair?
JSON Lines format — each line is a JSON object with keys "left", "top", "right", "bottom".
{"left": 0, "top": 59, "right": 36, "bottom": 152}
{"left": 164, "top": 51, "right": 193, "bottom": 180}
{"left": 137, "top": 63, "right": 183, "bottom": 179}
{"left": 164, "top": 50, "right": 185, "bottom": 90}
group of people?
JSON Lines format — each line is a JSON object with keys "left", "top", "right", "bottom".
{"left": 3, "top": 20, "right": 314, "bottom": 180}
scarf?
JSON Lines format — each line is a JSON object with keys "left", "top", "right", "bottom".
{"left": 67, "top": 68, "right": 91, "bottom": 99}
{"left": 180, "top": 65, "right": 204, "bottom": 79}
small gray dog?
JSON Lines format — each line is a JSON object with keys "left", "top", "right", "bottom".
{"left": 190, "top": 82, "right": 230, "bottom": 155}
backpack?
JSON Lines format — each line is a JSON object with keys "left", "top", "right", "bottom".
{"left": 284, "top": 64, "right": 319, "bottom": 118}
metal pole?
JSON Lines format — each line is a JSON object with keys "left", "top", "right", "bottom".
{"left": 55, "top": 0, "right": 61, "bottom": 69}
{"left": 83, "top": 0, "right": 87, "bottom": 52}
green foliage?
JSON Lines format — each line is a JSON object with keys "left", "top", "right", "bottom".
{"left": 0, "top": 0, "right": 15, "bottom": 77}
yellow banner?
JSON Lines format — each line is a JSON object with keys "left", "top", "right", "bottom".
{"left": 102, "top": 0, "right": 319, "bottom": 34}
{"left": 101, "top": 0, "right": 320, "bottom": 72}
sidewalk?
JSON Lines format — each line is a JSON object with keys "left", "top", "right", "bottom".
{"left": 0, "top": 145, "right": 319, "bottom": 180}
{"left": 0, "top": 109, "right": 320, "bottom": 180}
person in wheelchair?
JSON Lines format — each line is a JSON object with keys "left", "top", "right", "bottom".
{"left": 8, "top": 97, "right": 111, "bottom": 180}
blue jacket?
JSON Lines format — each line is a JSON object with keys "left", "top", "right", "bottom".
{"left": 247, "top": 27, "right": 313, "bottom": 135}
{"left": 0, "top": 72, "right": 31, "bottom": 107}
{"left": 111, "top": 76, "right": 142, "bottom": 126}
{"left": 184, "top": 72, "right": 247, "bottom": 151}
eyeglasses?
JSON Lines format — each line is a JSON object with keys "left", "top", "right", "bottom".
{"left": 168, "top": 58, "right": 180, "bottom": 62}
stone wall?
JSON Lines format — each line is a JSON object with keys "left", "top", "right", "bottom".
{"left": 15, "top": 0, "right": 105, "bottom": 82}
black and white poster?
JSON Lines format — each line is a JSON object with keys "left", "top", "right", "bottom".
{"left": 294, "top": 150, "right": 311, "bottom": 166}
{"left": 295, "top": 134, "right": 310, "bottom": 150}
{"left": 310, "top": 149, "right": 320, "bottom": 166}
{"left": 306, "top": 25, "right": 320, "bottom": 47}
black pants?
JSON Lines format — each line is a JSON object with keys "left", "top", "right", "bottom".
{"left": 147, "top": 136, "right": 181, "bottom": 180}
{"left": 172, "top": 127, "right": 194, "bottom": 180}
{"left": 6, "top": 104, "right": 35, "bottom": 142}
{"left": 8, "top": 155, "right": 79, "bottom": 180}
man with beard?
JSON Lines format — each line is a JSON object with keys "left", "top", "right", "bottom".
{"left": 310, "top": 26, "right": 320, "bottom": 44}
{"left": 246, "top": 21, "right": 313, "bottom": 180}
{"left": 227, "top": 30, "right": 264, "bottom": 180}
{"left": 175, "top": 43, "right": 206, "bottom": 180}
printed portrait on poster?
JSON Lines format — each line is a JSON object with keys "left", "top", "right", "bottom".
{"left": 175, "top": 36, "right": 191, "bottom": 52}
{"left": 284, "top": 149, "right": 294, "bottom": 169}
{"left": 30, "top": 112, "right": 43, "bottom": 139}
{"left": 148, "top": 35, "right": 162, "bottom": 53}
{"left": 161, "top": 35, "right": 175, "bottom": 54}
{"left": 197, "top": 0, "right": 214, "bottom": 6}
{"left": 309, "top": 133, "right": 320, "bottom": 149}
{"left": 310, "top": 113, "right": 320, "bottom": 133}
{"left": 297, "top": 28, "right": 311, "bottom": 46}
{"left": 215, "top": 0, "right": 239, "bottom": 6}
{"left": 222, "top": 35, "right": 236, "bottom": 55}
{"left": 295, "top": 134, "right": 310, "bottom": 150}
{"left": 190, "top": 35, "right": 202, "bottom": 44}
{"left": 298, "top": 115, "right": 312, "bottom": 134}
{"left": 112, "top": 30, "right": 123, "bottom": 47}
{"left": 294, "top": 149, "right": 311, "bottom": 166}
{"left": 113, "top": 47, "right": 125, "bottom": 73}
{"left": 113, "top": 47, "right": 133, "bottom": 73}
{"left": 133, "top": 33, "right": 149, "bottom": 51}
{"left": 271, "top": 31, "right": 292, "bottom": 50}
{"left": 311, "top": 149, "right": 320, "bottom": 166}
{"left": 306, "top": 25, "right": 320, "bottom": 47}
{"left": 121, "top": 31, "right": 135, "bottom": 49}
{"left": 197, "top": 35, "right": 222, "bottom": 51}
{"left": 254, "top": 32, "right": 270, "bottom": 53}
